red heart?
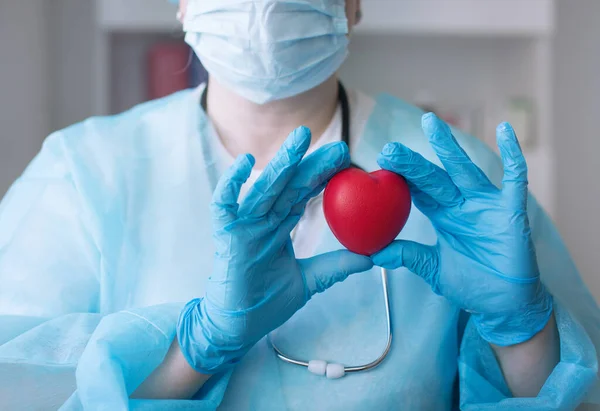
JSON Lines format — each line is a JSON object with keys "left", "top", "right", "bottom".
{"left": 323, "top": 168, "right": 412, "bottom": 256}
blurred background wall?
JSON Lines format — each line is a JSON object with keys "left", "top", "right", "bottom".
{"left": 0, "top": 1, "right": 50, "bottom": 195}
{"left": 0, "top": 0, "right": 598, "bottom": 302}
{"left": 553, "top": 0, "right": 600, "bottom": 304}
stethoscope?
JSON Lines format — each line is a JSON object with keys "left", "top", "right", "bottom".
{"left": 200, "top": 82, "right": 393, "bottom": 380}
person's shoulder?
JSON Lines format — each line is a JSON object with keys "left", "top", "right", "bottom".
{"left": 362, "top": 93, "right": 503, "bottom": 183}
{"left": 51, "top": 88, "right": 200, "bottom": 163}
{"left": 363, "top": 93, "right": 482, "bottom": 153}
{"left": 25, "top": 87, "right": 203, "bottom": 197}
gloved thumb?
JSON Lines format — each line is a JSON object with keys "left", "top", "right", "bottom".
{"left": 372, "top": 241, "right": 439, "bottom": 287}
{"left": 300, "top": 250, "right": 374, "bottom": 296}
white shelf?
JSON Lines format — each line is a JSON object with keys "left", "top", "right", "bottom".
{"left": 356, "top": 0, "right": 555, "bottom": 36}
{"left": 96, "top": 0, "right": 180, "bottom": 32}
{"left": 96, "top": 0, "right": 555, "bottom": 37}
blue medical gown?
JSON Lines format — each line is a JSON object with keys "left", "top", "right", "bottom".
{"left": 0, "top": 89, "right": 598, "bottom": 410}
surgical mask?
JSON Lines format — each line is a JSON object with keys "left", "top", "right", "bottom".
{"left": 183, "top": 0, "right": 350, "bottom": 104}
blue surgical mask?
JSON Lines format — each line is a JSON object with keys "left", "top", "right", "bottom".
{"left": 183, "top": 0, "right": 349, "bottom": 105}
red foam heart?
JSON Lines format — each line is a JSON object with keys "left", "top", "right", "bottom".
{"left": 323, "top": 168, "right": 412, "bottom": 256}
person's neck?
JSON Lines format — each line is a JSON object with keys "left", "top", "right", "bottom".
{"left": 206, "top": 75, "right": 339, "bottom": 169}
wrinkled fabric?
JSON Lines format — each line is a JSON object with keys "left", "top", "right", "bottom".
{"left": 183, "top": 0, "right": 349, "bottom": 104}
{"left": 460, "top": 303, "right": 598, "bottom": 410}
{"left": 0, "top": 88, "right": 598, "bottom": 410}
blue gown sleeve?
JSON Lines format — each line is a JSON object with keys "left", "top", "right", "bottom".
{"left": 0, "top": 132, "right": 103, "bottom": 409}
{"left": 60, "top": 304, "right": 232, "bottom": 410}
{"left": 0, "top": 132, "right": 231, "bottom": 410}
{"left": 458, "top": 195, "right": 600, "bottom": 410}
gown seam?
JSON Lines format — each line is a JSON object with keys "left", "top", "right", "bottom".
{"left": 121, "top": 310, "right": 171, "bottom": 340}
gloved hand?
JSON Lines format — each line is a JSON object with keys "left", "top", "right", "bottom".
{"left": 373, "top": 113, "right": 552, "bottom": 346}
{"left": 178, "top": 126, "right": 373, "bottom": 374}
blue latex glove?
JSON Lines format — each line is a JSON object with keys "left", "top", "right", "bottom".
{"left": 178, "top": 126, "right": 374, "bottom": 374}
{"left": 373, "top": 113, "right": 553, "bottom": 346}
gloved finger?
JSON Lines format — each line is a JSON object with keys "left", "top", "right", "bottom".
{"left": 422, "top": 113, "right": 494, "bottom": 194}
{"left": 277, "top": 155, "right": 351, "bottom": 236}
{"left": 270, "top": 187, "right": 316, "bottom": 241}
{"left": 372, "top": 240, "right": 439, "bottom": 288}
{"left": 270, "top": 142, "right": 350, "bottom": 221}
{"left": 288, "top": 180, "right": 327, "bottom": 218}
{"left": 268, "top": 193, "right": 318, "bottom": 245}
{"left": 300, "top": 250, "right": 374, "bottom": 296}
{"left": 496, "top": 122, "right": 529, "bottom": 206}
{"left": 210, "top": 154, "right": 255, "bottom": 227}
{"left": 378, "top": 143, "right": 463, "bottom": 207}
{"left": 239, "top": 126, "right": 312, "bottom": 218}
{"left": 410, "top": 186, "right": 440, "bottom": 212}
{"left": 273, "top": 213, "right": 303, "bottom": 244}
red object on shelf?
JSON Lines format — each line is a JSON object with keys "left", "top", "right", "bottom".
{"left": 323, "top": 168, "right": 412, "bottom": 256}
{"left": 147, "top": 42, "right": 190, "bottom": 100}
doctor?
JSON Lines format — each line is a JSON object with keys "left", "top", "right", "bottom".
{"left": 0, "top": 0, "right": 598, "bottom": 410}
